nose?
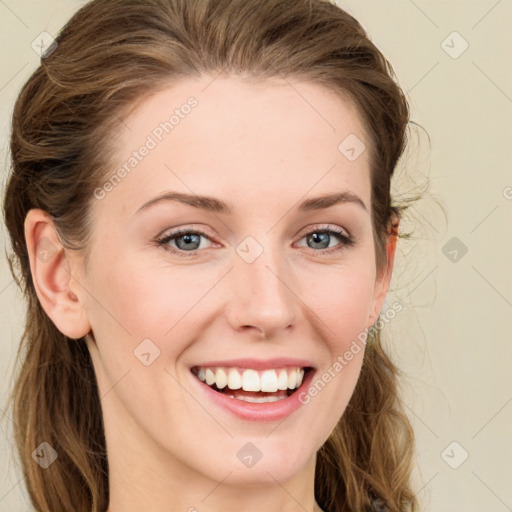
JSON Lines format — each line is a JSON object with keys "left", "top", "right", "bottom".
{"left": 225, "top": 240, "right": 298, "bottom": 339}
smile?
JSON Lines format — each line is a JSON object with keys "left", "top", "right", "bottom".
{"left": 191, "top": 366, "right": 311, "bottom": 403}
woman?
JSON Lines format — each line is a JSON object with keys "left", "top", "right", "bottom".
{"left": 3, "top": 0, "right": 419, "bottom": 510}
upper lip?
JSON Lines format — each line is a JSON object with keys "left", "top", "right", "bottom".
{"left": 190, "top": 358, "right": 316, "bottom": 371}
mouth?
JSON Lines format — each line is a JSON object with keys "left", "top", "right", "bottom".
{"left": 190, "top": 365, "right": 315, "bottom": 403}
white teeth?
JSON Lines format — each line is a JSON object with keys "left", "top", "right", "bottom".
{"left": 194, "top": 366, "right": 306, "bottom": 393}
{"left": 205, "top": 368, "right": 215, "bottom": 386}
{"left": 227, "top": 368, "right": 242, "bottom": 390}
{"left": 215, "top": 368, "right": 227, "bottom": 389}
{"left": 277, "top": 369, "right": 288, "bottom": 390}
{"left": 287, "top": 370, "right": 297, "bottom": 389}
{"left": 242, "top": 369, "right": 260, "bottom": 391}
{"left": 296, "top": 369, "right": 304, "bottom": 387}
{"left": 260, "top": 369, "right": 278, "bottom": 392}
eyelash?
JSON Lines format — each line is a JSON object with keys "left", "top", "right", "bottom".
{"left": 155, "top": 224, "right": 355, "bottom": 258}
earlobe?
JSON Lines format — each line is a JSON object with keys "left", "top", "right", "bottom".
{"left": 24, "top": 208, "right": 91, "bottom": 339}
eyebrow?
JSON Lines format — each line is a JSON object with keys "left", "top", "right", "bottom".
{"left": 135, "top": 190, "right": 367, "bottom": 215}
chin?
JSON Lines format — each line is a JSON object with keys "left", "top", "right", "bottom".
{"left": 201, "top": 438, "right": 315, "bottom": 486}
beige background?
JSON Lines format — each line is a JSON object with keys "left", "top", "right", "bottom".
{"left": 1, "top": 1, "right": 511, "bottom": 510}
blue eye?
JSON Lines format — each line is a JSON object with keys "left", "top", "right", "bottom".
{"left": 298, "top": 227, "right": 354, "bottom": 252}
{"left": 156, "top": 229, "right": 211, "bottom": 254}
{"left": 155, "top": 225, "right": 354, "bottom": 258}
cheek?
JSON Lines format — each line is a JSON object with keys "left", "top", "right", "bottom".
{"left": 293, "top": 266, "right": 376, "bottom": 447}
{"left": 302, "top": 263, "right": 376, "bottom": 348}
{"left": 87, "top": 249, "right": 194, "bottom": 338}
{"left": 84, "top": 251, "right": 219, "bottom": 393}
{"left": 83, "top": 255, "right": 199, "bottom": 429}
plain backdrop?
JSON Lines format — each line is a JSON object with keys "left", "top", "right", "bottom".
{"left": 1, "top": 1, "right": 511, "bottom": 511}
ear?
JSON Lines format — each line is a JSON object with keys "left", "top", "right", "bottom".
{"left": 368, "top": 212, "right": 399, "bottom": 326}
{"left": 24, "top": 208, "right": 91, "bottom": 339}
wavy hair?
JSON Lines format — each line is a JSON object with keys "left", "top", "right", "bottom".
{"left": 2, "top": 0, "right": 419, "bottom": 510}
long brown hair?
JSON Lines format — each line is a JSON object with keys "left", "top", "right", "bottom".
{"left": 2, "top": 0, "right": 419, "bottom": 510}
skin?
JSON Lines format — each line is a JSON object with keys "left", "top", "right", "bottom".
{"left": 25, "top": 75, "right": 397, "bottom": 512}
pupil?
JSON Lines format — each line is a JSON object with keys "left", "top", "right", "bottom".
{"left": 309, "top": 232, "right": 328, "bottom": 249}
{"left": 177, "top": 234, "right": 200, "bottom": 250}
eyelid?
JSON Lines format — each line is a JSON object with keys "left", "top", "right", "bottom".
{"left": 156, "top": 223, "right": 217, "bottom": 241}
{"left": 296, "top": 223, "right": 351, "bottom": 239}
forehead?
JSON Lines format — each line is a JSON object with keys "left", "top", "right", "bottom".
{"left": 97, "top": 75, "right": 372, "bottom": 219}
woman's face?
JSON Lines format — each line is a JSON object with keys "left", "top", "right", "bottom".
{"left": 76, "top": 76, "right": 394, "bottom": 488}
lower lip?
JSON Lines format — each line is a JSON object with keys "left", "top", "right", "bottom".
{"left": 190, "top": 369, "right": 316, "bottom": 422}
